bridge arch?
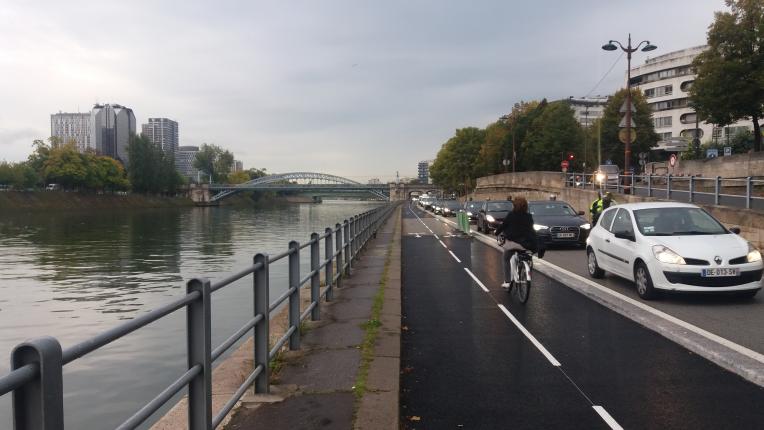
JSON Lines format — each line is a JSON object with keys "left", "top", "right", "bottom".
{"left": 210, "top": 172, "right": 389, "bottom": 201}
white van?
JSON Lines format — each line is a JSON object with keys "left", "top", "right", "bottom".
{"left": 595, "top": 165, "right": 620, "bottom": 188}
{"left": 45, "top": 183, "right": 60, "bottom": 191}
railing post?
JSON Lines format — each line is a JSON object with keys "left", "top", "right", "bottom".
{"left": 253, "top": 253, "right": 269, "bottom": 394}
{"left": 715, "top": 176, "right": 721, "bottom": 205}
{"left": 335, "top": 223, "right": 344, "bottom": 288}
{"left": 288, "top": 241, "right": 301, "bottom": 350}
{"left": 325, "top": 227, "right": 334, "bottom": 302}
{"left": 186, "top": 278, "right": 212, "bottom": 430}
{"left": 667, "top": 174, "right": 672, "bottom": 200}
{"left": 689, "top": 176, "right": 695, "bottom": 203}
{"left": 11, "top": 337, "right": 63, "bottom": 430}
{"left": 647, "top": 174, "right": 653, "bottom": 197}
{"left": 630, "top": 173, "right": 635, "bottom": 195}
{"left": 310, "top": 233, "right": 320, "bottom": 321}
{"left": 746, "top": 176, "right": 752, "bottom": 209}
{"left": 343, "top": 220, "right": 351, "bottom": 275}
{"left": 350, "top": 216, "right": 357, "bottom": 261}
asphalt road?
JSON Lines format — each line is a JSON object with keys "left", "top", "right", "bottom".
{"left": 401, "top": 204, "right": 764, "bottom": 429}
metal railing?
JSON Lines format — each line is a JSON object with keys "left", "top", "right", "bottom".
{"left": 0, "top": 203, "right": 397, "bottom": 430}
{"left": 564, "top": 172, "right": 764, "bottom": 211}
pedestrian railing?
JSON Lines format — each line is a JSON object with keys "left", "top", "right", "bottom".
{"left": 564, "top": 172, "right": 764, "bottom": 211}
{"left": 0, "top": 203, "right": 397, "bottom": 430}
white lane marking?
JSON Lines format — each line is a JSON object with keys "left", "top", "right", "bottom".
{"left": 439, "top": 240, "right": 447, "bottom": 249}
{"left": 498, "top": 304, "right": 561, "bottom": 367}
{"left": 533, "top": 259, "right": 764, "bottom": 366}
{"left": 433, "top": 234, "right": 439, "bottom": 240}
{"left": 592, "top": 406, "right": 624, "bottom": 430}
{"left": 464, "top": 268, "right": 489, "bottom": 292}
{"left": 449, "top": 251, "right": 462, "bottom": 263}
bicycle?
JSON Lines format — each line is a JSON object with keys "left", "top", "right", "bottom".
{"left": 497, "top": 233, "right": 534, "bottom": 304}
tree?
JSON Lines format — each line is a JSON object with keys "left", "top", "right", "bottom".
{"left": 246, "top": 167, "right": 268, "bottom": 180}
{"left": 475, "top": 120, "right": 510, "bottom": 176}
{"left": 43, "top": 142, "right": 88, "bottom": 188}
{"left": 690, "top": 0, "right": 764, "bottom": 151}
{"left": 598, "top": 89, "right": 659, "bottom": 169}
{"left": 522, "top": 101, "right": 583, "bottom": 171}
{"left": 228, "top": 171, "right": 250, "bottom": 184}
{"left": 429, "top": 127, "right": 485, "bottom": 191}
{"left": 193, "top": 143, "right": 234, "bottom": 183}
{"left": 127, "top": 135, "right": 181, "bottom": 193}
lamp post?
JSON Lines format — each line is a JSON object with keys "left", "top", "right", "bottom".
{"left": 602, "top": 34, "right": 657, "bottom": 191}
{"left": 502, "top": 158, "right": 510, "bottom": 173}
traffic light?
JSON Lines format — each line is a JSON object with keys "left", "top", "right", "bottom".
{"left": 568, "top": 152, "right": 575, "bottom": 161}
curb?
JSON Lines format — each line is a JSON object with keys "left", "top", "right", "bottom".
{"left": 433, "top": 212, "right": 764, "bottom": 388}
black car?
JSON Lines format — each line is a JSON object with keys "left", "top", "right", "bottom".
{"left": 528, "top": 200, "right": 591, "bottom": 247}
{"left": 463, "top": 200, "right": 483, "bottom": 222}
{"left": 440, "top": 200, "right": 462, "bottom": 217}
{"left": 477, "top": 200, "right": 514, "bottom": 233}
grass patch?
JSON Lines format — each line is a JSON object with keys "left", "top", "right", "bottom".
{"left": 269, "top": 349, "right": 286, "bottom": 377}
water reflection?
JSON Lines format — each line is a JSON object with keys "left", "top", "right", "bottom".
{"left": 0, "top": 200, "right": 382, "bottom": 429}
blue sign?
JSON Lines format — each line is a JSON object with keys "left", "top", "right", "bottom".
{"left": 706, "top": 148, "right": 719, "bottom": 159}
{"left": 724, "top": 146, "right": 732, "bottom": 156}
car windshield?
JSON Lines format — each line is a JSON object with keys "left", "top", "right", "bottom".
{"left": 633, "top": 207, "right": 728, "bottom": 236}
{"left": 465, "top": 202, "right": 482, "bottom": 210}
{"left": 486, "top": 202, "right": 513, "bottom": 211}
{"left": 444, "top": 201, "right": 461, "bottom": 209}
{"left": 529, "top": 203, "right": 577, "bottom": 217}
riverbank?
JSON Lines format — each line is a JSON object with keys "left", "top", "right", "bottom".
{"left": 0, "top": 190, "right": 194, "bottom": 211}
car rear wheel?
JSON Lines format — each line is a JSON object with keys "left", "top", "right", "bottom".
{"left": 587, "top": 248, "right": 604, "bottom": 278}
{"left": 634, "top": 262, "right": 657, "bottom": 300}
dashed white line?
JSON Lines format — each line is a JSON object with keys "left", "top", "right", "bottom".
{"left": 449, "top": 251, "right": 462, "bottom": 263}
{"left": 498, "top": 304, "right": 561, "bottom": 367}
{"left": 433, "top": 234, "right": 439, "bottom": 240}
{"left": 592, "top": 406, "right": 624, "bottom": 430}
{"left": 439, "top": 240, "right": 447, "bottom": 249}
{"left": 464, "top": 268, "right": 489, "bottom": 292}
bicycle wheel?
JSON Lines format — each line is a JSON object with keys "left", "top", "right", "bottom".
{"left": 515, "top": 262, "right": 531, "bottom": 304}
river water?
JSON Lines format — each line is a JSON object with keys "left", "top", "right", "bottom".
{"left": 0, "top": 200, "right": 383, "bottom": 429}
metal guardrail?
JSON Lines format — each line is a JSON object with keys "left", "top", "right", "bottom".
{"left": 564, "top": 172, "right": 764, "bottom": 211}
{"left": 0, "top": 203, "right": 397, "bottom": 430}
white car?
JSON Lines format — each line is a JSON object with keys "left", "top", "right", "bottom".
{"left": 586, "top": 202, "right": 763, "bottom": 300}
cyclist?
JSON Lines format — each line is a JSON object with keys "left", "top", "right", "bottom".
{"left": 496, "top": 197, "right": 539, "bottom": 289}
{"left": 589, "top": 191, "right": 615, "bottom": 226}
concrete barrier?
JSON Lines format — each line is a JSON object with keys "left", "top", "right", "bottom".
{"left": 471, "top": 172, "right": 764, "bottom": 248}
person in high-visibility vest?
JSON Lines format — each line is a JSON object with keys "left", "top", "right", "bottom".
{"left": 590, "top": 192, "right": 615, "bottom": 225}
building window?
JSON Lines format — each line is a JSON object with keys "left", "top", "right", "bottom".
{"left": 654, "top": 116, "right": 672, "bottom": 128}
{"left": 680, "top": 129, "right": 704, "bottom": 139}
{"left": 680, "top": 113, "right": 697, "bottom": 124}
{"left": 680, "top": 80, "right": 694, "bottom": 92}
{"left": 644, "top": 85, "right": 673, "bottom": 98}
{"left": 658, "top": 132, "right": 673, "bottom": 140}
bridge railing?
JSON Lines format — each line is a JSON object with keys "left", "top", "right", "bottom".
{"left": 563, "top": 172, "right": 764, "bottom": 211}
{"left": 0, "top": 203, "right": 398, "bottom": 430}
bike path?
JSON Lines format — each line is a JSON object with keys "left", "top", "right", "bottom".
{"left": 403, "top": 204, "right": 764, "bottom": 429}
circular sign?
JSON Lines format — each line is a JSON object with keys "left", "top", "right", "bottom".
{"left": 561, "top": 160, "right": 569, "bottom": 169}
{"left": 669, "top": 154, "right": 677, "bottom": 167}
{"left": 618, "top": 128, "right": 637, "bottom": 144}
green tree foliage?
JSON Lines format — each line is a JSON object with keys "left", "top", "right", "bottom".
{"left": 429, "top": 127, "right": 485, "bottom": 191}
{"left": 690, "top": 0, "right": 764, "bottom": 151}
{"left": 0, "top": 161, "right": 37, "bottom": 189}
{"left": 228, "top": 171, "right": 250, "bottom": 184}
{"left": 475, "top": 121, "right": 510, "bottom": 176}
{"left": 522, "top": 101, "right": 583, "bottom": 171}
{"left": 246, "top": 167, "right": 268, "bottom": 180}
{"left": 193, "top": 143, "right": 234, "bottom": 183}
{"left": 127, "top": 135, "right": 183, "bottom": 193}
{"left": 43, "top": 142, "right": 88, "bottom": 187}
{"left": 599, "top": 89, "right": 659, "bottom": 169}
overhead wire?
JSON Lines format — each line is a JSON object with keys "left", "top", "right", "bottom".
{"left": 585, "top": 52, "right": 624, "bottom": 98}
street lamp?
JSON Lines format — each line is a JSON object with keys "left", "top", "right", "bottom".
{"left": 502, "top": 158, "right": 510, "bottom": 173}
{"left": 602, "top": 34, "right": 656, "bottom": 192}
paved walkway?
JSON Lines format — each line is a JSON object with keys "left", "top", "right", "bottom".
{"left": 224, "top": 206, "right": 401, "bottom": 430}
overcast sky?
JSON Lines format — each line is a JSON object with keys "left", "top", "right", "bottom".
{"left": 0, "top": 0, "right": 723, "bottom": 182}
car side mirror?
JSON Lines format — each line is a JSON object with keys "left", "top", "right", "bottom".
{"left": 614, "top": 230, "right": 636, "bottom": 241}
{"left": 577, "top": 210, "right": 585, "bottom": 216}
{"left": 730, "top": 226, "right": 741, "bottom": 235}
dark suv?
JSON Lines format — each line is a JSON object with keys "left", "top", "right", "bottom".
{"left": 528, "top": 200, "right": 591, "bottom": 247}
{"left": 477, "top": 200, "right": 514, "bottom": 233}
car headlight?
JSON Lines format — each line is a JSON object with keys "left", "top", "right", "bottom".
{"left": 533, "top": 224, "right": 549, "bottom": 231}
{"left": 444, "top": 208, "right": 450, "bottom": 212}
{"left": 652, "top": 245, "right": 686, "bottom": 265}
{"left": 580, "top": 223, "right": 591, "bottom": 230}
{"left": 596, "top": 173, "right": 605, "bottom": 183}
{"left": 747, "top": 243, "right": 762, "bottom": 263}
{"left": 466, "top": 211, "right": 473, "bottom": 216}
{"left": 486, "top": 215, "right": 496, "bottom": 223}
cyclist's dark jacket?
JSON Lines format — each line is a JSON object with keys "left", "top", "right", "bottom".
{"left": 498, "top": 212, "right": 538, "bottom": 252}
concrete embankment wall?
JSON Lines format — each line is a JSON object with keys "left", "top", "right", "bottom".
{"left": 471, "top": 172, "right": 764, "bottom": 248}
{"left": 674, "top": 151, "right": 764, "bottom": 178}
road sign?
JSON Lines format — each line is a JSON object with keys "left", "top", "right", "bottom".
{"left": 639, "top": 152, "right": 647, "bottom": 160}
{"left": 618, "top": 116, "right": 637, "bottom": 128}
{"left": 669, "top": 154, "right": 677, "bottom": 167}
{"left": 638, "top": 159, "right": 645, "bottom": 166}
{"left": 619, "top": 100, "right": 637, "bottom": 114}
{"left": 724, "top": 146, "right": 732, "bottom": 156}
{"left": 618, "top": 128, "right": 637, "bottom": 144}
{"left": 706, "top": 148, "right": 718, "bottom": 159}
{"left": 561, "top": 160, "right": 569, "bottom": 170}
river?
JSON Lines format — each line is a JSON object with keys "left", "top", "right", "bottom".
{"left": 0, "top": 200, "right": 383, "bottom": 429}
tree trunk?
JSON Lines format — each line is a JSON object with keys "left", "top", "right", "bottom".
{"left": 754, "top": 116, "right": 762, "bottom": 152}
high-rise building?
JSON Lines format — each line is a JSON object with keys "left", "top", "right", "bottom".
{"left": 630, "top": 45, "right": 752, "bottom": 147}
{"left": 232, "top": 160, "right": 243, "bottom": 172}
{"left": 50, "top": 112, "right": 92, "bottom": 152}
{"left": 90, "top": 104, "right": 136, "bottom": 165}
{"left": 176, "top": 145, "right": 201, "bottom": 181}
{"left": 565, "top": 96, "right": 609, "bottom": 127}
{"left": 142, "top": 118, "right": 179, "bottom": 157}
{"left": 417, "top": 160, "right": 433, "bottom": 184}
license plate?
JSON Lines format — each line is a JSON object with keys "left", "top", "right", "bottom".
{"left": 555, "top": 233, "right": 576, "bottom": 238}
{"left": 701, "top": 268, "right": 740, "bottom": 277}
